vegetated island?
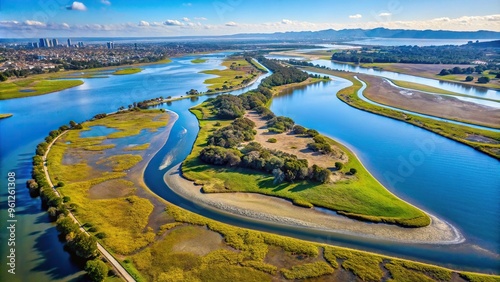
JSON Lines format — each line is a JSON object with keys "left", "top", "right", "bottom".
{"left": 200, "top": 55, "right": 265, "bottom": 92}
{"left": 191, "top": 58, "right": 208, "bottom": 63}
{"left": 0, "top": 113, "right": 13, "bottom": 119}
{"left": 182, "top": 57, "right": 431, "bottom": 228}
{"left": 113, "top": 68, "right": 142, "bottom": 75}
{"left": 32, "top": 103, "right": 499, "bottom": 282}
{"left": 292, "top": 64, "right": 500, "bottom": 159}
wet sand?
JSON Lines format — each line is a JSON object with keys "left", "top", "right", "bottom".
{"left": 164, "top": 164, "right": 464, "bottom": 244}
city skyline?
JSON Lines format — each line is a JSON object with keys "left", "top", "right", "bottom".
{"left": 0, "top": 0, "right": 499, "bottom": 38}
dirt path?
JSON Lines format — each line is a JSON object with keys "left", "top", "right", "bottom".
{"left": 43, "top": 131, "right": 136, "bottom": 282}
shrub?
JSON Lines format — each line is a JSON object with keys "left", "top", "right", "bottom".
{"left": 267, "top": 138, "right": 277, "bottom": 143}
{"left": 465, "top": 75, "right": 474, "bottom": 81}
{"left": 335, "top": 162, "right": 343, "bottom": 170}
{"left": 349, "top": 168, "right": 357, "bottom": 175}
{"left": 85, "top": 259, "right": 108, "bottom": 282}
{"left": 477, "top": 76, "right": 490, "bottom": 83}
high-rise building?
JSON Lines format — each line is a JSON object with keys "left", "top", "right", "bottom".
{"left": 107, "top": 41, "right": 112, "bottom": 49}
{"left": 33, "top": 42, "right": 39, "bottom": 48}
{"left": 67, "top": 38, "right": 71, "bottom": 47}
{"left": 52, "top": 38, "right": 58, "bottom": 47}
{"left": 134, "top": 43, "right": 138, "bottom": 50}
{"left": 44, "top": 38, "right": 51, "bottom": 48}
{"left": 78, "top": 41, "right": 84, "bottom": 48}
{"left": 39, "top": 38, "right": 45, "bottom": 48}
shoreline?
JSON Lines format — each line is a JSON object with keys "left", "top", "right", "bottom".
{"left": 164, "top": 164, "right": 464, "bottom": 245}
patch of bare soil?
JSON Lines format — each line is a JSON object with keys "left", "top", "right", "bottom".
{"left": 265, "top": 245, "right": 324, "bottom": 269}
{"left": 245, "top": 111, "right": 348, "bottom": 181}
{"left": 171, "top": 226, "right": 229, "bottom": 256}
{"left": 360, "top": 74, "right": 500, "bottom": 128}
{"left": 88, "top": 179, "right": 135, "bottom": 199}
{"left": 466, "top": 134, "right": 500, "bottom": 144}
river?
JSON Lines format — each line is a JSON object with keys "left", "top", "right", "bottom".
{"left": 0, "top": 52, "right": 499, "bottom": 281}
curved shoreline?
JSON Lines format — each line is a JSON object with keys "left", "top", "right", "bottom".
{"left": 164, "top": 164, "right": 464, "bottom": 245}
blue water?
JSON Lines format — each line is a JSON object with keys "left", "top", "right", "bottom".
{"left": 0, "top": 51, "right": 499, "bottom": 282}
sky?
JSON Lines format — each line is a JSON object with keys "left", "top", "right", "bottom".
{"left": 0, "top": 0, "right": 499, "bottom": 38}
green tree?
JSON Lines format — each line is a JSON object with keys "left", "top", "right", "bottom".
{"left": 477, "top": 76, "right": 490, "bottom": 83}
{"left": 70, "top": 232, "right": 99, "bottom": 259}
{"left": 349, "top": 168, "right": 357, "bottom": 175}
{"left": 85, "top": 259, "right": 108, "bottom": 282}
{"left": 465, "top": 76, "right": 474, "bottom": 82}
{"left": 335, "top": 162, "right": 343, "bottom": 170}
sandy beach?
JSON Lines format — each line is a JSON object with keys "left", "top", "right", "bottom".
{"left": 164, "top": 164, "right": 464, "bottom": 244}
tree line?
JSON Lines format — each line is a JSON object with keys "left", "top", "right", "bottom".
{"left": 331, "top": 45, "right": 499, "bottom": 65}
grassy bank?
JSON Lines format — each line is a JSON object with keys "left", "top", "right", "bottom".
{"left": 0, "top": 113, "right": 13, "bottom": 119}
{"left": 113, "top": 68, "right": 142, "bottom": 75}
{"left": 301, "top": 66, "right": 500, "bottom": 159}
{"left": 200, "top": 56, "right": 260, "bottom": 91}
{"left": 46, "top": 109, "right": 500, "bottom": 282}
{"left": 0, "top": 79, "right": 84, "bottom": 100}
{"left": 182, "top": 98, "right": 430, "bottom": 227}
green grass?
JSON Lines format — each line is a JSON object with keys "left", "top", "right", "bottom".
{"left": 249, "top": 58, "right": 268, "bottom": 72}
{"left": 333, "top": 249, "right": 384, "bottom": 282}
{"left": 459, "top": 272, "right": 500, "bottom": 282}
{"left": 182, "top": 102, "right": 430, "bottom": 227}
{"left": 0, "top": 79, "right": 83, "bottom": 100}
{"left": 0, "top": 113, "right": 13, "bottom": 119}
{"left": 191, "top": 58, "right": 207, "bottom": 64}
{"left": 200, "top": 57, "right": 258, "bottom": 91}
{"left": 281, "top": 261, "right": 334, "bottom": 279}
{"left": 124, "top": 143, "right": 150, "bottom": 151}
{"left": 113, "top": 68, "right": 142, "bottom": 75}
{"left": 300, "top": 66, "right": 500, "bottom": 159}
{"left": 95, "top": 154, "right": 143, "bottom": 171}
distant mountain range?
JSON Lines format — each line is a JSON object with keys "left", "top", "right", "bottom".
{"left": 228, "top": 28, "right": 500, "bottom": 41}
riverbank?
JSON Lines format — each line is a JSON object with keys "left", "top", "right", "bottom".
{"left": 165, "top": 164, "right": 462, "bottom": 244}
{"left": 300, "top": 66, "right": 500, "bottom": 159}
{"left": 200, "top": 56, "right": 262, "bottom": 91}
{"left": 0, "top": 113, "right": 13, "bottom": 119}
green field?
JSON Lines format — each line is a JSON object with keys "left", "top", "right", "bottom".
{"left": 191, "top": 58, "right": 208, "bottom": 64}
{"left": 113, "top": 68, "right": 142, "bottom": 75}
{"left": 200, "top": 57, "right": 259, "bottom": 91}
{"left": 0, "top": 79, "right": 84, "bottom": 100}
{"left": 182, "top": 102, "right": 430, "bottom": 227}
{"left": 45, "top": 109, "right": 500, "bottom": 282}
{"left": 301, "top": 66, "right": 500, "bottom": 159}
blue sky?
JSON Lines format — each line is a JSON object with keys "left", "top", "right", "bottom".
{"left": 0, "top": 0, "right": 499, "bottom": 37}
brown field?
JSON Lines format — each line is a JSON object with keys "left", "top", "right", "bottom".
{"left": 244, "top": 111, "right": 348, "bottom": 181}
{"left": 359, "top": 74, "right": 500, "bottom": 129}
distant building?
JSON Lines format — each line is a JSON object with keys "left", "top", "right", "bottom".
{"left": 52, "top": 38, "right": 58, "bottom": 47}
{"left": 78, "top": 41, "right": 84, "bottom": 48}
{"left": 106, "top": 41, "right": 114, "bottom": 49}
{"left": 39, "top": 38, "right": 45, "bottom": 48}
{"left": 33, "top": 42, "right": 39, "bottom": 48}
{"left": 28, "top": 42, "right": 34, "bottom": 48}
{"left": 67, "top": 38, "right": 71, "bottom": 47}
{"left": 44, "top": 38, "right": 51, "bottom": 48}
{"left": 134, "top": 43, "right": 138, "bottom": 50}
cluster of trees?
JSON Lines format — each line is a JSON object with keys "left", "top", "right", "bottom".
{"left": 307, "top": 135, "right": 333, "bottom": 154}
{"left": 267, "top": 116, "right": 295, "bottom": 133}
{"left": 331, "top": 45, "right": 499, "bottom": 65}
{"left": 208, "top": 117, "right": 256, "bottom": 148}
{"left": 200, "top": 141, "right": 332, "bottom": 183}
{"left": 258, "top": 57, "right": 309, "bottom": 88}
{"left": 438, "top": 66, "right": 484, "bottom": 76}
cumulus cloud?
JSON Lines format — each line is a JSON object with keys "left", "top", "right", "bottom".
{"left": 66, "top": 1, "right": 87, "bottom": 11}
{"left": 138, "top": 20, "right": 150, "bottom": 26}
{"left": 194, "top": 17, "right": 207, "bottom": 21}
{"left": 164, "top": 19, "right": 184, "bottom": 26}
{"left": 182, "top": 17, "right": 190, "bottom": 22}
{"left": 24, "top": 20, "right": 46, "bottom": 26}
{"left": 225, "top": 21, "right": 238, "bottom": 26}
{"left": 349, "top": 14, "right": 362, "bottom": 19}
{"left": 101, "top": 0, "right": 111, "bottom": 5}
{"left": 281, "top": 19, "right": 293, "bottom": 24}
{"left": 378, "top": 12, "right": 392, "bottom": 17}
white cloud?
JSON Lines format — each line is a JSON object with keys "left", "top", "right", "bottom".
{"left": 194, "top": 17, "right": 207, "bottom": 21}
{"left": 61, "top": 23, "right": 70, "bottom": 29}
{"left": 66, "top": 1, "right": 87, "bottom": 11}
{"left": 281, "top": 19, "right": 293, "bottom": 25}
{"left": 138, "top": 21, "right": 150, "bottom": 26}
{"left": 182, "top": 17, "right": 190, "bottom": 22}
{"left": 349, "top": 14, "right": 362, "bottom": 19}
{"left": 164, "top": 19, "right": 184, "bottom": 26}
{"left": 101, "top": 0, "right": 111, "bottom": 5}
{"left": 225, "top": 21, "right": 238, "bottom": 26}
{"left": 24, "top": 20, "right": 46, "bottom": 26}
{"left": 378, "top": 12, "right": 392, "bottom": 17}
